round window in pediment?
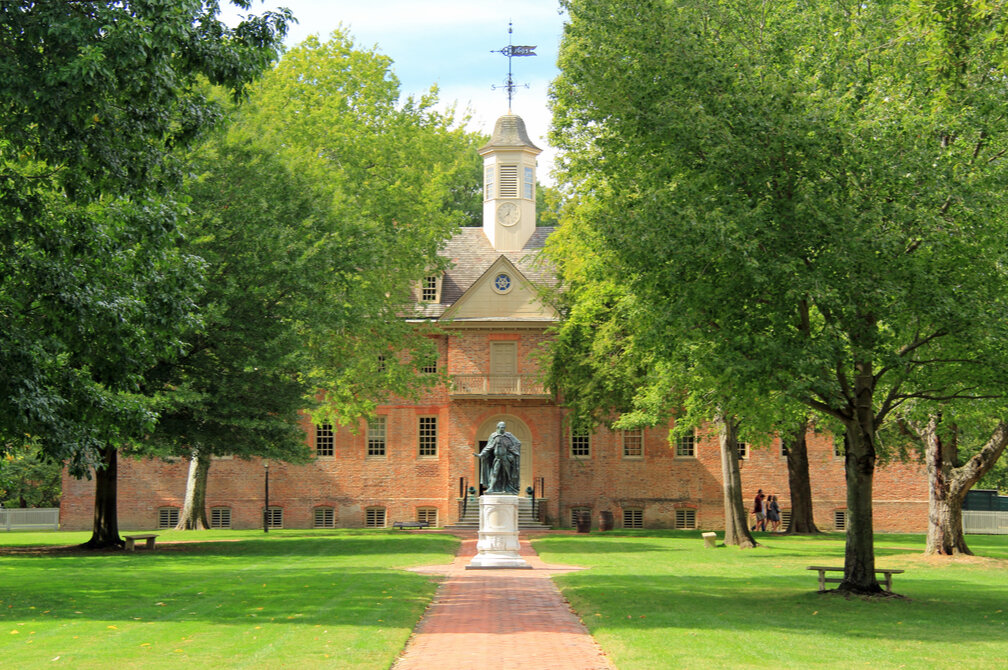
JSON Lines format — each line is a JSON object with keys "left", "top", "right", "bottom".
{"left": 493, "top": 272, "right": 513, "bottom": 294}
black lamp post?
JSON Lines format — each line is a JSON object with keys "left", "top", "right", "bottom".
{"left": 263, "top": 459, "right": 270, "bottom": 533}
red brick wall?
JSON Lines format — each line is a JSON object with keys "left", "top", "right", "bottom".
{"left": 59, "top": 326, "right": 928, "bottom": 532}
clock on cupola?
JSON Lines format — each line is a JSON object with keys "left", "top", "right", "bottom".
{"left": 479, "top": 114, "right": 541, "bottom": 252}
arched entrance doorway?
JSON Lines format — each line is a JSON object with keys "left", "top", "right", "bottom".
{"left": 474, "top": 415, "right": 532, "bottom": 495}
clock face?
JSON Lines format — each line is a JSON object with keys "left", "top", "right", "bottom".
{"left": 496, "top": 202, "right": 520, "bottom": 226}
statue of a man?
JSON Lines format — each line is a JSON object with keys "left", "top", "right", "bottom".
{"left": 476, "top": 421, "right": 521, "bottom": 494}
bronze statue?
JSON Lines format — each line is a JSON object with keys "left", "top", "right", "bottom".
{"left": 476, "top": 421, "right": 521, "bottom": 494}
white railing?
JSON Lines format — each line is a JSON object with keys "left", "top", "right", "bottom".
{"left": 0, "top": 508, "right": 60, "bottom": 531}
{"left": 963, "top": 510, "right": 1008, "bottom": 535}
{"left": 450, "top": 374, "right": 550, "bottom": 397}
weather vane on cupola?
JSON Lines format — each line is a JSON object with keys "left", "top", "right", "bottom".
{"left": 492, "top": 21, "right": 536, "bottom": 112}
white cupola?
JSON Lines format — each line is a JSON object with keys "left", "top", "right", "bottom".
{"left": 479, "top": 114, "right": 541, "bottom": 251}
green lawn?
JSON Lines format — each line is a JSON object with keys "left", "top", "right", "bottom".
{"left": 532, "top": 531, "right": 1008, "bottom": 670}
{"left": 0, "top": 529, "right": 458, "bottom": 669}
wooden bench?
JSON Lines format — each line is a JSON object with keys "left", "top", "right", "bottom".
{"left": 807, "top": 566, "right": 904, "bottom": 592}
{"left": 124, "top": 534, "right": 159, "bottom": 551}
{"left": 392, "top": 521, "right": 430, "bottom": 530}
{"left": 701, "top": 531, "right": 717, "bottom": 548}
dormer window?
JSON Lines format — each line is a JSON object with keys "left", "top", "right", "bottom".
{"left": 420, "top": 274, "right": 442, "bottom": 303}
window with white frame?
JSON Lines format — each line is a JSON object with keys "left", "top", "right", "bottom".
{"left": 498, "top": 164, "right": 518, "bottom": 198}
{"left": 623, "top": 509, "right": 643, "bottom": 529}
{"left": 781, "top": 442, "right": 789, "bottom": 457}
{"left": 158, "top": 507, "right": 179, "bottom": 529}
{"left": 623, "top": 428, "right": 643, "bottom": 458}
{"left": 484, "top": 166, "right": 494, "bottom": 200}
{"left": 570, "top": 430, "right": 590, "bottom": 458}
{"left": 315, "top": 423, "right": 334, "bottom": 457}
{"left": 210, "top": 507, "right": 231, "bottom": 528}
{"left": 418, "top": 416, "right": 437, "bottom": 457}
{"left": 674, "top": 509, "right": 697, "bottom": 529}
{"left": 266, "top": 507, "right": 283, "bottom": 529}
{"left": 365, "top": 507, "right": 386, "bottom": 528}
{"left": 420, "top": 274, "right": 440, "bottom": 303}
{"left": 571, "top": 507, "right": 591, "bottom": 528}
{"left": 417, "top": 507, "right": 438, "bottom": 526}
{"left": 737, "top": 441, "right": 748, "bottom": 459}
{"left": 675, "top": 430, "right": 696, "bottom": 457}
{"left": 523, "top": 166, "right": 534, "bottom": 199}
{"left": 314, "top": 507, "right": 335, "bottom": 528}
{"left": 367, "top": 416, "right": 386, "bottom": 457}
{"left": 834, "top": 509, "right": 847, "bottom": 531}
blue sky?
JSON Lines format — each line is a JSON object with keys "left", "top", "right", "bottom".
{"left": 224, "top": 1, "right": 566, "bottom": 181}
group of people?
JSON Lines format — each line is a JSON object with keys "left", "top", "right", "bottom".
{"left": 751, "top": 489, "right": 781, "bottom": 532}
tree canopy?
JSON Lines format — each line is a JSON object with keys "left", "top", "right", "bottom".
{"left": 0, "top": 1, "right": 292, "bottom": 476}
{"left": 551, "top": 0, "right": 1008, "bottom": 592}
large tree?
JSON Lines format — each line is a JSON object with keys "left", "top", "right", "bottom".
{"left": 0, "top": 1, "right": 291, "bottom": 546}
{"left": 152, "top": 32, "right": 487, "bottom": 529}
{"left": 552, "top": 0, "right": 1008, "bottom": 593}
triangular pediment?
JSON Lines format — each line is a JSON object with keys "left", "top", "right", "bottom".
{"left": 440, "top": 256, "right": 558, "bottom": 323}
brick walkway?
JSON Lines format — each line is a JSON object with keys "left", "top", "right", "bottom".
{"left": 393, "top": 535, "right": 615, "bottom": 670}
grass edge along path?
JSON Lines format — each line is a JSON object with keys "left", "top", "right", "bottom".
{"left": 0, "top": 529, "right": 459, "bottom": 670}
{"left": 532, "top": 531, "right": 1008, "bottom": 670}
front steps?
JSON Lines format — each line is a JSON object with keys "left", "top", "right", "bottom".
{"left": 445, "top": 496, "right": 551, "bottom": 531}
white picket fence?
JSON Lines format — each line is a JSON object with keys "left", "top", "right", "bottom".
{"left": 0, "top": 508, "right": 60, "bottom": 531}
{"left": 963, "top": 510, "right": 1008, "bottom": 535}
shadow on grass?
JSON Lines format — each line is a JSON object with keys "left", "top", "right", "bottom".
{"left": 556, "top": 571, "right": 1008, "bottom": 643}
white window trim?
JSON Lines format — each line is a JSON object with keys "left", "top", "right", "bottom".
{"left": 622, "top": 428, "right": 644, "bottom": 459}
{"left": 570, "top": 431, "right": 591, "bottom": 458}
{"left": 418, "top": 416, "right": 438, "bottom": 458}
{"left": 675, "top": 430, "right": 697, "bottom": 458}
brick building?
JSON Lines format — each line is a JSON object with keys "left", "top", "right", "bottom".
{"left": 60, "top": 114, "right": 928, "bottom": 532}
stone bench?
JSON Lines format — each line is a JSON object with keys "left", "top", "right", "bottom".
{"left": 124, "top": 534, "right": 159, "bottom": 551}
{"left": 392, "top": 521, "right": 430, "bottom": 530}
{"left": 701, "top": 532, "right": 717, "bottom": 548}
{"left": 807, "top": 565, "right": 904, "bottom": 592}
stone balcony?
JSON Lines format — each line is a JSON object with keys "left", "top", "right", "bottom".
{"left": 449, "top": 374, "right": 551, "bottom": 399}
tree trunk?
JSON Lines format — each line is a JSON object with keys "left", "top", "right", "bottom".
{"left": 783, "top": 420, "right": 820, "bottom": 534}
{"left": 717, "top": 414, "right": 758, "bottom": 548}
{"left": 925, "top": 417, "right": 1008, "bottom": 555}
{"left": 840, "top": 391, "right": 883, "bottom": 594}
{"left": 82, "top": 445, "right": 123, "bottom": 549}
{"left": 176, "top": 447, "right": 211, "bottom": 530}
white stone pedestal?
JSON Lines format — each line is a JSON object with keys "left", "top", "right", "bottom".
{"left": 466, "top": 494, "right": 531, "bottom": 569}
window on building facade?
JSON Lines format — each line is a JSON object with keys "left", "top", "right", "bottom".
{"left": 210, "top": 507, "right": 231, "bottom": 528}
{"left": 623, "top": 509, "right": 643, "bottom": 529}
{"left": 366, "top": 507, "right": 386, "bottom": 528}
{"left": 737, "top": 441, "right": 748, "bottom": 459}
{"left": 834, "top": 441, "right": 844, "bottom": 458}
{"left": 484, "top": 166, "right": 494, "bottom": 200}
{"left": 314, "top": 507, "right": 335, "bottom": 528}
{"left": 420, "top": 357, "right": 438, "bottom": 374}
{"left": 571, "top": 507, "right": 591, "bottom": 528}
{"left": 418, "top": 416, "right": 437, "bottom": 457}
{"left": 315, "top": 423, "right": 334, "bottom": 457}
{"left": 622, "top": 429, "right": 643, "bottom": 458}
{"left": 570, "top": 430, "right": 590, "bottom": 458}
{"left": 417, "top": 507, "right": 438, "bottom": 526}
{"left": 266, "top": 507, "right": 283, "bottom": 529}
{"left": 377, "top": 354, "right": 386, "bottom": 372}
{"left": 834, "top": 509, "right": 847, "bottom": 531}
{"left": 781, "top": 443, "right": 789, "bottom": 457}
{"left": 674, "top": 509, "right": 697, "bottom": 529}
{"left": 675, "top": 430, "right": 696, "bottom": 457}
{"left": 158, "top": 507, "right": 179, "bottom": 529}
{"left": 523, "top": 166, "right": 534, "bottom": 199}
{"left": 420, "top": 274, "right": 440, "bottom": 302}
{"left": 498, "top": 164, "right": 518, "bottom": 198}
{"left": 367, "top": 416, "right": 387, "bottom": 457}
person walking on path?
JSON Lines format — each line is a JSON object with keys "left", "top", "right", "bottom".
{"left": 767, "top": 494, "right": 781, "bottom": 532}
{"left": 751, "top": 489, "right": 766, "bottom": 531}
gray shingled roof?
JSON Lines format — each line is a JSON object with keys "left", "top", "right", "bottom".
{"left": 411, "top": 227, "right": 557, "bottom": 319}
